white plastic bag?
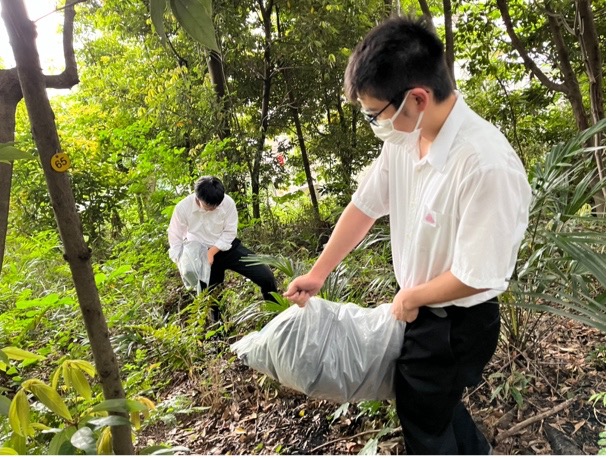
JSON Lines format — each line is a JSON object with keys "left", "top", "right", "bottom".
{"left": 178, "top": 241, "right": 211, "bottom": 294}
{"left": 230, "top": 297, "right": 405, "bottom": 404}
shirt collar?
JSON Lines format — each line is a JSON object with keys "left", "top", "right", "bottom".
{"left": 426, "top": 91, "right": 467, "bottom": 172}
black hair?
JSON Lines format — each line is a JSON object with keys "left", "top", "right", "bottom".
{"left": 344, "top": 16, "right": 454, "bottom": 107}
{"left": 194, "top": 176, "right": 225, "bottom": 206}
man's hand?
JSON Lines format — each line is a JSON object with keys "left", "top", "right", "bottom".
{"left": 391, "top": 288, "right": 420, "bottom": 322}
{"left": 207, "top": 246, "right": 220, "bottom": 266}
{"left": 284, "top": 273, "right": 326, "bottom": 307}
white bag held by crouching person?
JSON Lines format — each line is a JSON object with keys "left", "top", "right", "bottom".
{"left": 177, "top": 241, "right": 211, "bottom": 294}
{"left": 230, "top": 297, "right": 405, "bottom": 404}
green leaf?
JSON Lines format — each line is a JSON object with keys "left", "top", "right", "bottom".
{"left": 5, "top": 433, "right": 26, "bottom": 455}
{"left": 150, "top": 0, "right": 169, "bottom": 46}
{"left": 71, "top": 427, "right": 97, "bottom": 454}
{"left": 0, "top": 448, "right": 18, "bottom": 455}
{"left": 0, "top": 144, "right": 31, "bottom": 162}
{"left": 87, "top": 415, "right": 131, "bottom": 428}
{"left": 358, "top": 437, "right": 379, "bottom": 455}
{"left": 70, "top": 360, "right": 96, "bottom": 378}
{"left": 9, "top": 390, "right": 32, "bottom": 437}
{"left": 0, "top": 394, "right": 11, "bottom": 416}
{"left": 48, "top": 426, "right": 77, "bottom": 455}
{"left": 25, "top": 380, "right": 73, "bottom": 421}
{"left": 0, "top": 350, "right": 8, "bottom": 365}
{"left": 66, "top": 365, "right": 92, "bottom": 400}
{"left": 169, "top": 0, "right": 219, "bottom": 52}
{"left": 90, "top": 398, "right": 148, "bottom": 414}
{"left": 1, "top": 347, "right": 44, "bottom": 362}
{"left": 96, "top": 426, "right": 113, "bottom": 455}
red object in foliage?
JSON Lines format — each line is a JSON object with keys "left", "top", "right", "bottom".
{"left": 276, "top": 154, "right": 285, "bottom": 166}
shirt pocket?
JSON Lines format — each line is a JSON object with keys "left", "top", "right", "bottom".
{"left": 415, "top": 204, "right": 452, "bottom": 251}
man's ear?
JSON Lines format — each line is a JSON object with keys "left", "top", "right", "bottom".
{"left": 411, "top": 87, "right": 430, "bottom": 108}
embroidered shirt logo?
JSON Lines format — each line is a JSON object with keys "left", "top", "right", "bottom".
{"left": 424, "top": 212, "right": 436, "bottom": 226}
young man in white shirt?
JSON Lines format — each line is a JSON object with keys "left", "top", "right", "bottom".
{"left": 168, "top": 176, "right": 278, "bottom": 319}
{"left": 285, "top": 17, "right": 531, "bottom": 455}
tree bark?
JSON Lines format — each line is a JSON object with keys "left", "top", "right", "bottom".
{"left": 1, "top": 1, "right": 134, "bottom": 454}
{"left": 442, "top": 0, "right": 456, "bottom": 87}
{"left": 0, "top": 1, "right": 80, "bottom": 275}
{"left": 285, "top": 80, "right": 320, "bottom": 222}
{"left": 0, "top": 68, "right": 20, "bottom": 275}
{"left": 252, "top": 0, "right": 274, "bottom": 220}
{"left": 574, "top": 0, "right": 605, "bottom": 210}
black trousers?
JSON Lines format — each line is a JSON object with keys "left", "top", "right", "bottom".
{"left": 202, "top": 238, "right": 278, "bottom": 302}
{"left": 395, "top": 298, "right": 500, "bottom": 455}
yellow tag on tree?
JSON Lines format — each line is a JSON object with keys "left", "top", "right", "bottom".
{"left": 51, "top": 152, "right": 70, "bottom": 172}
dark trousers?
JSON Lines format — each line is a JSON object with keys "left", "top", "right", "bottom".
{"left": 202, "top": 239, "right": 278, "bottom": 302}
{"left": 395, "top": 298, "right": 500, "bottom": 455}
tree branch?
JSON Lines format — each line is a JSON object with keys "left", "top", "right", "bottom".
{"left": 43, "top": 0, "right": 80, "bottom": 88}
{"left": 495, "top": 397, "right": 576, "bottom": 442}
{"left": 496, "top": 0, "right": 567, "bottom": 93}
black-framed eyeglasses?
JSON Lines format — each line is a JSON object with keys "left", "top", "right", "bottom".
{"left": 361, "top": 88, "right": 412, "bottom": 126}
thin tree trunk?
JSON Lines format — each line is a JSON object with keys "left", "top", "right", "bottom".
{"left": 207, "top": 49, "right": 242, "bottom": 195}
{"left": 0, "top": 69, "right": 20, "bottom": 275}
{"left": 287, "top": 88, "right": 320, "bottom": 221}
{"left": 0, "top": 1, "right": 81, "bottom": 275}
{"left": 252, "top": 0, "right": 274, "bottom": 220}
{"left": 1, "top": 1, "right": 134, "bottom": 454}
{"left": 574, "top": 0, "right": 605, "bottom": 210}
{"left": 442, "top": 0, "right": 456, "bottom": 87}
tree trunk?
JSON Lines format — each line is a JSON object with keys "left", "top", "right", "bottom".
{"left": 252, "top": 0, "right": 274, "bottom": 220}
{"left": 0, "top": 0, "right": 81, "bottom": 275}
{"left": 497, "top": 0, "right": 605, "bottom": 213}
{"left": 574, "top": 0, "right": 605, "bottom": 211}
{"left": 442, "top": 0, "right": 456, "bottom": 87}
{"left": 0, "top": 68, "right": 20, "bottom": 275}
{"left": 206, "top": 48, "right": 242, "bottom": 195}
{"left": 1, "top": 1, "right": 134, "bottom": 454}
{"left": 286, "top": 85, "right": 320, "bottom": 221}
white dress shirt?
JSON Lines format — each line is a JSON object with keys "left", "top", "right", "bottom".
{"left": 352, "top": 93, "right": 532, "bottom": 307}
{"left": 167, "top": 193, "right": 239, "bottom": 262}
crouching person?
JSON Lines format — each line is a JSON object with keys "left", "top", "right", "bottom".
{"left": 168, "top": 176, "right": 279, "bottom": 319}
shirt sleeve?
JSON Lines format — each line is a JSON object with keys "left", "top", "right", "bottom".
{"left": 451, "top": 165, "right": 531, "bottom": 289}
{"left": 351, "top": 147, "right": 390, "bottom": 219}
{"left": 167, "top": 204, "right": 188, "bottom": 263}
{"left": 214, "top": 198, "right": 238, "bottom": 251}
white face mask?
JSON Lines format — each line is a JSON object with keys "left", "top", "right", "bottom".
{"left": 370, "top": 91, "right": 424, "bottom": 146}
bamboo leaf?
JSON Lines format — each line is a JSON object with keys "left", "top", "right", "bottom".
{"left": 0, "top": 447, "right": 19, "bottom": 455}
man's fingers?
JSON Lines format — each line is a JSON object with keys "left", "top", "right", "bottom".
{"left": 284, "top": 289, "right": 310, "bottom": 307}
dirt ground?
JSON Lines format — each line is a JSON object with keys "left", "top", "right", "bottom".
{"left": 138, "top": 312, "right": 606, "bottom": 455}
